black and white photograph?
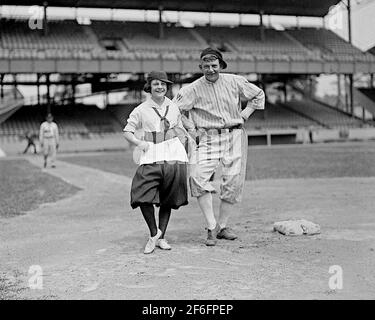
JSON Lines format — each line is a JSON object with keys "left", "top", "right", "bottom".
{"left": 0, "top": 0, "right": 375, "bottom": 305}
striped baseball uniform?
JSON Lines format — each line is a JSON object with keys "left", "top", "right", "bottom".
{"left": 173, "top": 73, "right": 265, "bottom": 203}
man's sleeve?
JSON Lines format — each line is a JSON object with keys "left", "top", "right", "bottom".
{"left": 237, "top": 75, "right": 265, "bottom": 110}
{"left": 172, "top": 87, "right": 196, "bottom": 131}
{"left": 123, "top": 108, "right": 141, "bottom": 133}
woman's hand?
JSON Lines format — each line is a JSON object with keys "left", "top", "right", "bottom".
{"left": 137, "top": 141, "right": 150, "bottom": 152}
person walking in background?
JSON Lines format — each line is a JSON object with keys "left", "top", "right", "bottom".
{"left": 39, "top": 113, "right": 59, "bottom": 168}
{"left": 174, "top": 47, "right": 265, "bottom": 246}
{"left": 123, "top": 71, "right": 189, "bottom": 254}
{"left": 22, "top": 131, "right": 37, "bottom": 154}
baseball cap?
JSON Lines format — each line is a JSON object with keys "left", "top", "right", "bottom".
{"left": 146, "top": 71, "right": 173, "bottom": 84}
{"left": 200, "top": 47, "right": 227, "bottom": 69}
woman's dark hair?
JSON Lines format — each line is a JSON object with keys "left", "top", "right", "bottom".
{"left": 143, "top": 79, "right": 170, "bottom": 93}
{"left": 143, "top": 81, "right": 152, "bottom": 93}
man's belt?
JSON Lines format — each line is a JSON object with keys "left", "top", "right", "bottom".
{"left": 199, "top": 124, "right": 243, "bottom": 135}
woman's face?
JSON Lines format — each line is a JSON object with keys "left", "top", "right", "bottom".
{"left": 150, "top": 79, "right": 167, "bottom": 99}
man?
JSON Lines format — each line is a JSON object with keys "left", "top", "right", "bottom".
{"left": 39, "top": 113, "right": 59, "bottom": 168}
{"left": 173, "top": 48, "right": 265, "bottom": 246}
{"left": 23, "top": 131, "right": 37, "bottom": 154}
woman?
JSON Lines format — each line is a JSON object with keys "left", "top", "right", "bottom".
{"left": 123, "top": 71, "right": 189, "bottom": 254}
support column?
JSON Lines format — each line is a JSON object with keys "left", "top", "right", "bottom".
{"left": 105, "top": 75, "right": 109, "bottom": 108}
{"left": 347, "top": 0, "right": 354, "bottom": 116}
{"left": 13, "top": 74, "right": 17, "bottom": 99}
{"left": 0, "top": 74, "right": 3, "bottom": 99}
{"left": 158, "top": 5, "right": 164, "bottom": 39}
{"left": 349, "top": 74, "right": 354, "bottom": 116}
{"left": 259, "top": 11, "right": 265, "bottom": 42}
{"left": 266, "top": 132, "right": 271, "bottom": 146}
{"left": 345, "top": 75, "right": 349, "bottom": 113}
{"left": 337, "top": 74, "right": 341, "bottom": 108}
{"left": 347, "top": 0, "right": 352, "bottom": 43}
{"left": 309, "top": 75, "right": 313, "bottom": 98}
{"left": 139, "top": 73, "right": 145, "bottom": 101}
{"left": 37, "top": 73, "right": 40, "bottom": 105}
{"left": 71, "top": 74, "right": 76, "bottom": 106}
{"left": 46, "top": 73, "right": 51, "bottom": 114}
{"left": 362, "top": 106, "right": 366, "bottom": 121}
{"left": 43, "top": 1, "right": 48, "bottom": 36}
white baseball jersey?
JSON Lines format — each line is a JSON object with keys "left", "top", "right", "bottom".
{"left": 39, "top": 121, "right": 59, "bottom": 144}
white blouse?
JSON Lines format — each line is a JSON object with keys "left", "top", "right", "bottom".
{"left": 124, "top": 96, "right": 188, "bottom": 165}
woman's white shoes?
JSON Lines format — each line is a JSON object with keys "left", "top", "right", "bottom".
{"left": 144, "top": 229, "right": 162, "bottom": 254}
{"left": 157, "top": 238, "right": 172, "bottom": 250}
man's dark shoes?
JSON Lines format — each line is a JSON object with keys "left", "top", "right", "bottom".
{"left": 217, "top": 227, "right": 238, "bottom": 240}
{"left": 206, "top": 224, "right": 220, "bottom": 246}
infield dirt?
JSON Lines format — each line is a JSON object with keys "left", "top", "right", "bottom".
{"left": 0, "top": 154, "right": 375, "bottom": 299}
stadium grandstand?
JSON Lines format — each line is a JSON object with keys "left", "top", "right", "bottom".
{"left": 1, "top": 0, "right": 375, "bottom": 152}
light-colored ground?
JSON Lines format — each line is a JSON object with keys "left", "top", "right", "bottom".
{"left": 1, "top": 157, "right": 375, "bottom": 300}
{"left": 0, "top": 133, "right": 129, "bottom": 157}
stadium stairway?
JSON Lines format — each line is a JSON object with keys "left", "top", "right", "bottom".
{"left": 354, "top": 88, "right": 375, "bottom": 117}
{"left": 282, "top": 98, "right": 368, "bottom": 129}
{"left": 290, "top": 82, "right": 374, "bottom": 126}
{"left": 0, "top": 88, "right": 24, "bottom": 124}
{"left": 246, "top": 102, "right": 322, "bottom": 130}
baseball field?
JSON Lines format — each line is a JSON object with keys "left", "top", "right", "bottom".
{"left": 1, "top": 141, "right": 375, "bottom": 299}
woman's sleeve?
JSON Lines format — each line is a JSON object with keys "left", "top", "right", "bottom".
{"left": 123, "top": 108, "right": 141, "bottom": 133}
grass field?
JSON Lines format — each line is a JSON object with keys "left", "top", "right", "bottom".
{"left": 58, "top": 142, "right": 375, "bottom": 180}
{"left": 0, "top": 159, "right": 81, "bottom": 218}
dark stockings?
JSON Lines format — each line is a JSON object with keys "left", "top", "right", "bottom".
{"left": 140, "top": 204, "right": 171, "bottom": 238}
{"left": 158, "top": 205, "right": 171, "bottom": 239}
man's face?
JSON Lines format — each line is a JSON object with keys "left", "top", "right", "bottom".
{"left": 47, "top": 116, "right": 53, "bottom": 123}
{"left": 200, "top": 56, "right": 222, "bottom": 83}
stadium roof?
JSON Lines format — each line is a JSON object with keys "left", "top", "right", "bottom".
{"left": 2, "top": 0, "right": 341, "bottom": 17}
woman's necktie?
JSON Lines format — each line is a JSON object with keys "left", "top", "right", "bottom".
{"left": 152, "top": 105, "right": 170, "bottom": 131}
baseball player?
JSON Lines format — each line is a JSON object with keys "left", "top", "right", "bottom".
{"left": 173, "top": 48, "right": 265, "bottom": 246}
{"left": 39, "top": 113, "right": 59, "bottom": 168}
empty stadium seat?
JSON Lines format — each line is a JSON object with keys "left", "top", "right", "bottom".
{"left": 286, "top": 27, "right": 368, "bottom": 61}
{"left": 195, "top": 25, "right": 310, "bottom": 60}
{"left": 0, "top": 18, "right": 103, "bottom": 59}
